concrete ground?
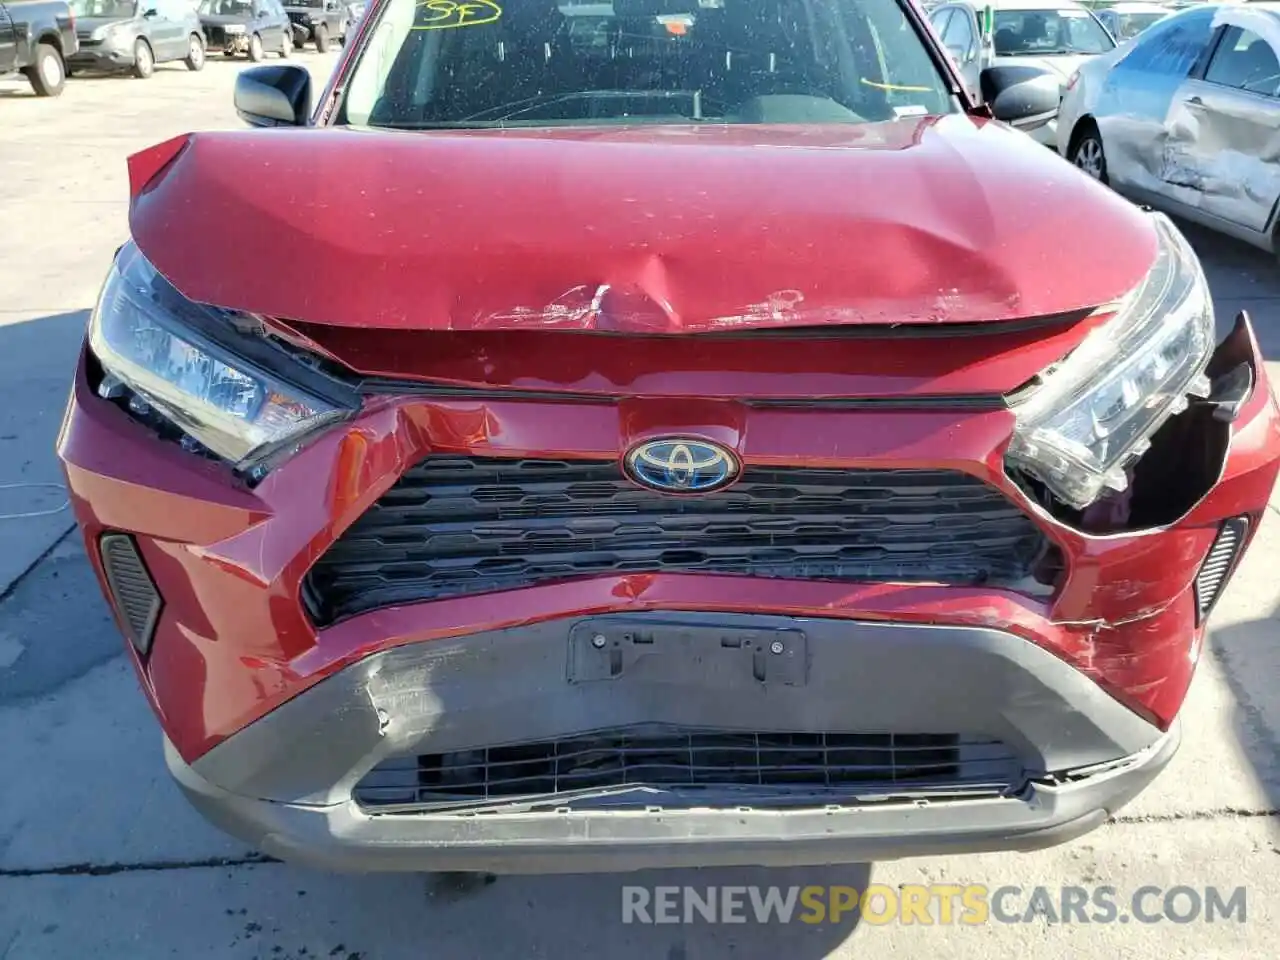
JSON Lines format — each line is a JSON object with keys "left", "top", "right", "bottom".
{"left": 1, "top": 54, "right": 1278, "bottom": 960}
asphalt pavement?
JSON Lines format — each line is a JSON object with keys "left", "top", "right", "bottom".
{"left": 1, "top": 55, "right": 1277, "bottom": 959}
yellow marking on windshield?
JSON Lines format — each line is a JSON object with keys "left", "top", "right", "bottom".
{"left": 412, "top": 0, "right": 501, "bottom": 30}
{"left": 860, "top": 78, "right": 934, "bottom": 93}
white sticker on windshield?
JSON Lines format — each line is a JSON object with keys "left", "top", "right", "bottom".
{"left": 893, "top": 105, "right": 929, "bottom": 119}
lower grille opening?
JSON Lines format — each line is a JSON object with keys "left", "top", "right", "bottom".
{"left": 354, "top": 727, "right": 1024, "bottom": 813}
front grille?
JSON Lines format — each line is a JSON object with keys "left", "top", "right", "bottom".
{"left": 354, "top": 727, "right": 1023, "bottom": 811}
{"left": 305, "top": 457, "right": 1045, "bottom": 624}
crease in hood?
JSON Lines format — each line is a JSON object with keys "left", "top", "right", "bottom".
{"left": 127, "top": 115, "right": 1157, "bottom": 334}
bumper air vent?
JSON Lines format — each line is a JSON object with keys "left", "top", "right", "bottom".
{"left": 1194, "top": 517, "right": 1249, "bottom": 624}
{"left": 99, "top": 534, "right": 162, "bottom": 656}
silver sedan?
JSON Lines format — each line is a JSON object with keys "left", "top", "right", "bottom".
{"left": 1058, "top": 2, "right": 1280, "bottom": 254}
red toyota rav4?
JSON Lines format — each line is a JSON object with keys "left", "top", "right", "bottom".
{"left": 59, "top": 0, "right": 1280, "bottom": 873}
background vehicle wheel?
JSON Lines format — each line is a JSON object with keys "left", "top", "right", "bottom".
{"left": 248, "top": 32, "right": 265, "bottom": 61}
{"left": 132, "top": 39, "right": 154, "bottom": 79}
{"left": 1070, "top": 122, "right": 1108, "bottom": 185}
{"left": 22, "top": 42, "right": 65, "bottom": 96}
{"left": 314, "top": 23, "right": 329, "bottom": 52}
{"left": 185, "top": 33, "right": 205, "bottom": 71}
{"left": 280, "top": 29, "right": 292, "bottom": 58}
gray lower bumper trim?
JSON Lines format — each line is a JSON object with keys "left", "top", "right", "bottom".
{"left": 191, "top": 612, "right": 1166, "bottom": 807}
{"left": 170, "top": 612, "right": 1177, "bottom": 872}
{"left": 168, "top": 725, "right": 1178, "bottom": 874}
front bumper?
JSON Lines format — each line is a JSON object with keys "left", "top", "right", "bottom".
{"left": 288, "top": 18, "right": 316, "bottom": 41}
{"left": 1029, "top": 117, "right": 1059, "bottom": 148}
{"left": 69, "top": 44, "right": 134, "bottom": 69}
{"left": 204, "top": 28, "right": 249, "bottom": 53}
{"left": 58, "top": 309, "right": 1279, "bottom": 871}
{"left": 167, "top": 611, "right": 1177, "bottom": 873}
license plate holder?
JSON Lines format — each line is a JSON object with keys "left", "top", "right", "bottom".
{"left": 568, "top": 618, "right": 807, "bottom": 687}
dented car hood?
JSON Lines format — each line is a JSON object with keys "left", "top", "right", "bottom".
{"left": 128, "top": 115, "right": 1157, "bottom": 333}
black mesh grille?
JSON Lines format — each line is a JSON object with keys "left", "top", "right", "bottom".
{"left": 100, "top": 534, "right": 162, "bottom": 656}
{"left": 1194, "top": 517, "right": 1248, "bottom": 623}
{"left": 353, "top": 727, "right": 1023, "bottom": 812}
{"left": 306, "top": 457, "right": 1046, "bottom": 624}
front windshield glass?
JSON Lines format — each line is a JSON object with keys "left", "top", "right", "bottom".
{"left": 993, "top": 8, "right": 1115, "bottom": 55}
{"left": 1106, "top": 11, "right": 1166, "bottom": 40}
{"left": 69, "top": 0, "right": 138, "bottom": 16}
{"left": 340, "top": 0, "right": 956, "bottom": 128}
{"left": 199, "top": 0, "right": 254, "bottom": 13}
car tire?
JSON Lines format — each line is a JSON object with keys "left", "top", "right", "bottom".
{"left": 248, "top": 32, "right": 265, "bottom": 61}
{"left": 184, "top": 33, "right": 205, "bottom": 71}
{"left": 1070, "top": 122, "right": 1108, "bottom": 186}
{"left": 132, "top": 39, "right": 154, "bottom": 79}
{"left": 280, "top": 28, "right": 292, "bottom": 57}
{"left": 314, "top": 22, "right": 329, "bottom": 52}
{"left": 22, "top": 41, "right": 66, "bottom": 97}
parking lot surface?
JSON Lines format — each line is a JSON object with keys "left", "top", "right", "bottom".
{"left": 2, "top": 54, "right": 1278, "bottom": 959}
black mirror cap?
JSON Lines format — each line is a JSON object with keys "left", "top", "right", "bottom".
{"left": 234, "top": 64, "right": 312, "bottom": 128}
{"left": 979, "top": 64, "right": 1061, "bottom": 131}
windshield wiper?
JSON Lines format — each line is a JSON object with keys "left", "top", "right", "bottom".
{"left": 457, "top": 89, "right": 707, "bottom": 123}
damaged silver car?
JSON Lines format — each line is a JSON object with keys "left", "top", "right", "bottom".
{"left": 1060, "top": 3, "right": 1280, "bottom": 254}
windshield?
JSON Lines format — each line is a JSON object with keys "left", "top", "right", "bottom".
{"left": 1104, "top": 11, "right": 1166, "bottom": 40}
{"left": 70, "top": 0, "right": 137, "bottom": 15}
{"left": 993, "top": 8, "right": 1115, "bottom": 55}
{"left": 199, "top": 0, "right": 253, "bottom": 13}
{"left": 340, "top": 0, "right": 956, "bottom": 129}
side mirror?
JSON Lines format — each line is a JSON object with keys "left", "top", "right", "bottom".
{"left": 979, "top": 64, "right": 1060, "bottom": 131}
{"left": 142, "top": 6, "right": 157, "bottom": 15}
{"left": 234, "top": 64, "right": 312, "bottom": 127}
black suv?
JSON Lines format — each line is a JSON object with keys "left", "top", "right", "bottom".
{"left": 283, "top": 0, "right": 344, "bottom": 50}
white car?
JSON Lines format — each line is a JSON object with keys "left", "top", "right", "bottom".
{"left": 1095, "top": 2, "right": 1175, "bottom": 41}
{"left": 1059, "top": 3, "right": 1280, "bottom": 253}
{"left": 928, "top": 0, "right": 1117, "bottom": 145}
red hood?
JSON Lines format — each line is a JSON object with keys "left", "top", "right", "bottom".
{"left": 128, "top": 116, "right": 1156, "bottom": 333}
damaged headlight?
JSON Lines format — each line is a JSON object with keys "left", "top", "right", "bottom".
{"left": 88, "top": 242, "right": 355, "bottom": 469}
{"left": 1006, "top": 214, "right": 1213, "bottom": 509}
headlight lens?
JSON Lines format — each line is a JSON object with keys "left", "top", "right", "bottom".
{"left": 1006, "top": 214, "right": 1213, "bottom": 509}
{"left": 89, "top": 243, "right": 352, "bottom": 467}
